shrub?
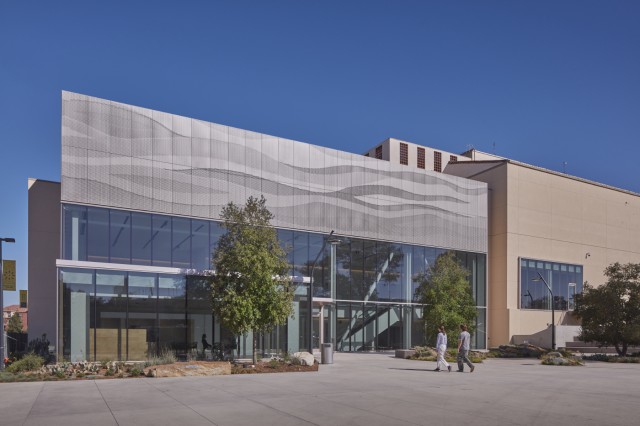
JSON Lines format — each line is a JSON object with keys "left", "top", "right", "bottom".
{"left": 268, "top": 359, "right": 279, "bottom": 369}
{"left": 541, "top": 353, "right": 584, "bottom": 366}
{"left": 583, "top": 354, "right": 640, "bottom": 363}
{"left": 411, "top": 346, "right": 437, "bottom": 360}
{"left": 6, "top": 354, "right": 45, "bottom": 373}
{"left": 26, "top": 334, "right": 54, "bottom": 364}
{"left": 145, "top": 347, "right": 177, "bottom": 367}
{"left": 129, "top": 368, "right": 143, "bottom": 377}
{"left": 466, "top": 350, "right": 487, "bottom": 363}
{"left": 0, "top": 371, "right": 40, "bottom": 382}
{"left": 610, "top": 357, "right": 640, "bottom": 363}
{"left": 582, "top": 354, "right": 611, "bottom": 362}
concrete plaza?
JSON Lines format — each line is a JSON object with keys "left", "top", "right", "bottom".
{"left": 0, "top": 352, "right": 638, "bottom": 426}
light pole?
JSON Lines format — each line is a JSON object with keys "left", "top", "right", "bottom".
{"left": 308, "top": 231, "right": 341, "bottom": 354}
{"left": 533, "top": 271, "right": 555, "bottom": 350}
{"left": 1, "top": 237, "right": 16, "bottom": 370}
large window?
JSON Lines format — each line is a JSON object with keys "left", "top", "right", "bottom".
{"left": 128, "top": 273, "right": 157, "bottom": 359}
{"left": 60, "top": 268, "right": 94, "bottom": 361}
{"left": 63, "top": 205, "right": 87, "bottom": 261}
{"left": 520, "top": 258, "right": 583, "bottom": 311}
{"left": 131, "top": 212, "right": 151, "bottom": 265}
{"left": 87, "top": 207, "right": 109, "bottom": 262}
{"left": 110, "top": 210, "right": 131, "bottom": 264}
{"left": 335, "top": 302, "right": 409, "bottom": 351}
{"left": 94, "top": 271, "right": 127, "bottom": 360}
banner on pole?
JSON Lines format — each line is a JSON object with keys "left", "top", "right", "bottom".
{"left": 2, "top": 259, "right": 16, "bottom": 291}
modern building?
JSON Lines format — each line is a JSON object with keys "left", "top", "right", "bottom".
{"left": 28, "top": 92, "right": 488, "bottom": 362}
{"left": 374, "top": 142, "right": 640, "bottom": 349}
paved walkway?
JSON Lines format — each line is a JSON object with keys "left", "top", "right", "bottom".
{"left": 1, "top": 353, "right": 638, "bottom": 426}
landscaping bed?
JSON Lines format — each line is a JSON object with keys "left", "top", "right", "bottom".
{"left": 1, "top": 353, "right": 318, "bottom": 382}
{"left": 231, "top": 359, "right": 318, "bottom": 374}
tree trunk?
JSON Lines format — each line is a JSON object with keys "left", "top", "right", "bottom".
{"left": 252, "top": 331, "right": 257, "bottom": 365}
{"left": 615, "top": 341, "right": 628, "bottom": 357}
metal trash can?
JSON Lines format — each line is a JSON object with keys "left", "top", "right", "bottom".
{"left": 321, "top": 343, "right": 333, "bottom": 364}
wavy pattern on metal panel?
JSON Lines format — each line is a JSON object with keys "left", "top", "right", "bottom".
{"left": 61, "top": 92, "right": 488, "bottom": 253}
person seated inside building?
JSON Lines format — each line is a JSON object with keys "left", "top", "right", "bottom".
{"left": 201, "top": 333, "right": 212, "bottom": 354}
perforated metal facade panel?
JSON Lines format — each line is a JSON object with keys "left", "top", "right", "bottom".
{"left": 61, "top": 92, "right": 488, "bottom": 253}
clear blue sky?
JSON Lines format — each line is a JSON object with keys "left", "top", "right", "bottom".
{"left": 1, "top": 1, "right": 639, "bottom": 306}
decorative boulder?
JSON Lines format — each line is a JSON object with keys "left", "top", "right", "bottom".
{"left": 291, "top": 352, "right": 315, "bottom": 365}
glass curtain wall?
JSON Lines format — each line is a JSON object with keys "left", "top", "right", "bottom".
{"left": 62, "top": 204, "right": 488, "bottom": 353}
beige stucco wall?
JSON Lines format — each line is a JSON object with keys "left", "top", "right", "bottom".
{"left": 447, "top": 160, "right": 640, "bottom": 347}
{"left": 504, "top": 163, "right": 640, "bottom": 344}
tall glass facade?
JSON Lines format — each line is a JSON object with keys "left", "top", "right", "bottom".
{"left": 60, "top": 203, "right": 487, "bottom": 360}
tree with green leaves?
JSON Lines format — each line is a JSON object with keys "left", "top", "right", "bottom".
{"left": 574, "top": 262, "right": 640, "bottom": 356}
{"left": 7, "top": 313, "right": 24, "bottom": 333}
{"left": 415, "top": 251, "right": 477, "bottom": 347}
{"left": 210, "top": 195, "right": 294, "bottom": 364}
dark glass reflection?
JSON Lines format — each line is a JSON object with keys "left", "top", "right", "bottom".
{"left": 94, "top": 271, "right": 127, "bottom": 361}
{"left": 110, "top": 210, "right": 131, "bottom": 264}
{"left": 191, "top": 220, "right": 209, "bottom": 270}
{"left": 172, "top": 217, "right": 190, "bottom": 268}
{"left": 128, "top": 273, "right": 157, "bottom": 359}
{"left": 132, "top": 212, "right": 152, "bottom": 265}
{"left": 60, "top": 269, "right": 94, "bottom": 361}
{"left": 87, "top": 207, "right": 109, "bottom": 262}
{"left": 158, "top": 275, "right": 186, "bottom": 353}
{"left": 520, "top": 258, "right": 583, "bottom": 311}
{"left": 63, "top": 205, "right": 87, "bottom": 261}
{"left": 152, "top": 216, "right": 171, "bottom": 267}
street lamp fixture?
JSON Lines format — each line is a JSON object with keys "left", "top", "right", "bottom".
{"left": 1, "top": 237, "right": 16, "bottom": 370}
{"left": 532, "top": 271, "right": 556, "bottom": 350}
{"left": 308, "top": 230, "right": 341, "bottom": 354}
